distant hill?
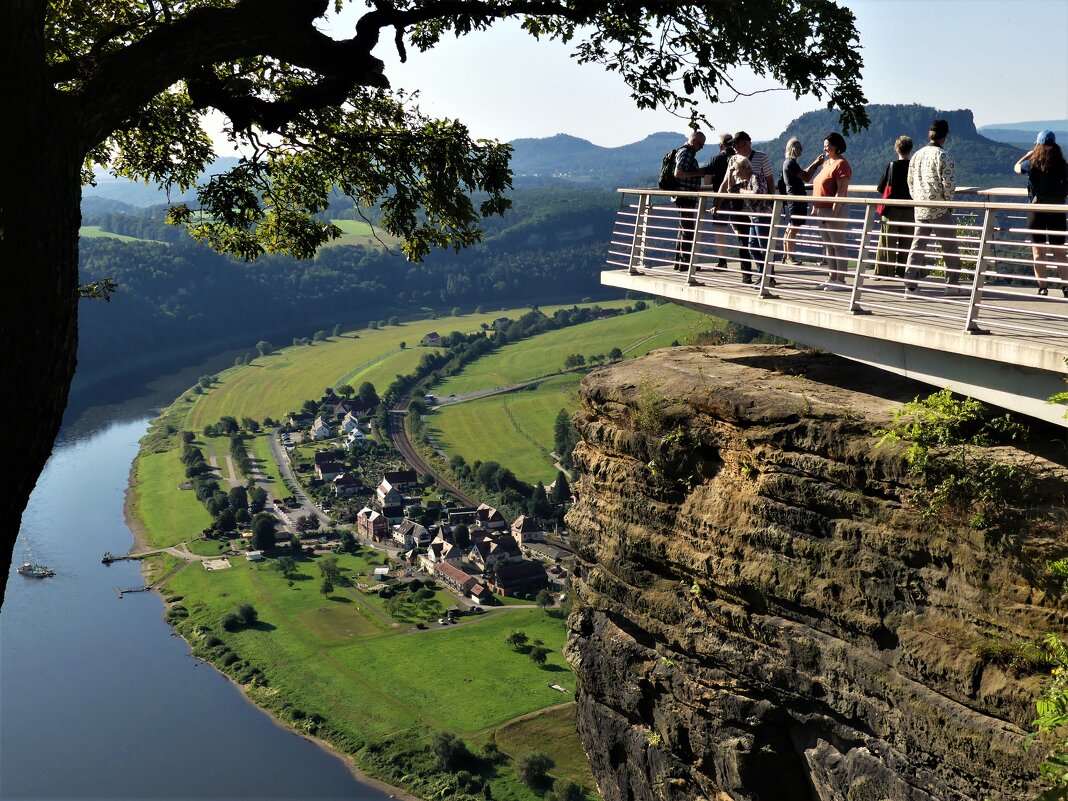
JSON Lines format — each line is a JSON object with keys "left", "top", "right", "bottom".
{"left": 80, "top": 104, "right": 1028, "bottom": 210}
{"left": 759, "top": 104, "right": 1025, "bottom": 187}
{"left": 509, "top": 105, "right": 1028, "bottom": 189}
{"left": 977, "top": 119, "right": 1068, "bottom": 148}
{"left": 509, "top": 131, "right": 682, "bottom": 186}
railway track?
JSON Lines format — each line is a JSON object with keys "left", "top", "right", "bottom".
{"left": 388, "top": 398, "right": 479, "bottom": 508}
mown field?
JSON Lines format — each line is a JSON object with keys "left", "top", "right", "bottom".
{"left": 319, "top": 219, "right": 399, "bottom": 249}
{"left": 185, "top": 301, "right": 631, "bottom": 432}
{"left": 79, "top": 225, "right": 162, "bottom": 243}
{"left": 429, "top": 374, "right": 581, "bottom": 484}
{"left": 434, "top": 302, "right": 708, "bottom": 396}
{"left": 427, "top": 303, "right": 718, "bottom": 483}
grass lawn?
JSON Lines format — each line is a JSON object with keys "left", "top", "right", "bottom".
{"left": 297, "top": 600, "right": 387, "bottom": 640}
{"left": 491, "top": 704, "right": 597, "bottom": 791}
{"left": 163, "top": 558, "right": 574, "bottom": 742}
{"left": 186, "top": 538, "right": 230, "bottom": 557}
{"left": 184, "top": 302, "right": 630, "bottom": 432}
{"left": 429, "top": 374, "right": 581, "bottom": 484}
{"left": 434, "top": 302, "right": 706, "bottom": 396}
{"left": 129, "top": 447, "right": 213, "bottom": 549}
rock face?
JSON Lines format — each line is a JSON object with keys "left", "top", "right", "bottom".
{"left": 564, "top": 345, "right": 1068, "bottom": 801}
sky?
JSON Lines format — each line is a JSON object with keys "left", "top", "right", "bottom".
{"left": 341, "top": 0, "right": 1068, "bottom": 146}
{"left": 207, "top": 0, "right": 1067, "bottom": 151}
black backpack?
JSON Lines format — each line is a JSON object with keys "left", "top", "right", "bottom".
{"left": 658, "top": 147, "right": 681, "bottom": 191}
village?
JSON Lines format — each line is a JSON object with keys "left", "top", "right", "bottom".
{"left": 232, "top": 385, "right": 575, "bottom": 618}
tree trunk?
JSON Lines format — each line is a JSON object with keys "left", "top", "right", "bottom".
{"left": 1, "top": 2, "right": 83, "bottom": 606}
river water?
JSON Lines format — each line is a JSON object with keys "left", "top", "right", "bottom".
{"left": 0, "top": 417, "right": 387, "bottom": 800}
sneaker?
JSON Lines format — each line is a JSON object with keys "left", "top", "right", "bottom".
{"left": 823, "top": 282, "right": 850, "bottom": 292}
{"left": 1062, "top": 287, "right": 1068, "bottom": 299}
{"left": 1038, "top": 286, "right": 1049, "bottom": 296}
{"left": 715, "top": 259, "right": 728, "bottom": 271}
{"left": 742, "top": 275, "right": 753, "bottom": 285}
{"left": 943, "top": 286, "right": 968, "bottom": 296}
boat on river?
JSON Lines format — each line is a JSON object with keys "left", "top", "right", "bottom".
{"left": 17, "top": 557, "right": 55, "bottom": 578}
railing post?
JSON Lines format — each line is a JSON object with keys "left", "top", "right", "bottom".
{"left": 628, "top": 192, "right": 649, "bottom": 275}
{"left": 963, "top": 209, "right": 996, "bottom": 333}
{"left": 848, "top": 203, "right": 877, "bottom": 313}
{"left": 758, "top": 198, "right": 784, "bottom": 297}
{"left": 687, "top": 195, "right": 708, "bottom": 285}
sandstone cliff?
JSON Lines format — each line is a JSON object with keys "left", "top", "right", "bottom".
{"left": 564, "top": 345, "right": 1068, "bottom": 801}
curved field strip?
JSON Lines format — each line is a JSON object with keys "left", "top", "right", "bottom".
{"left": 184, "top": 302, "right": 628, "bottom": 431}
{"left": 429, "top": 374, "right": 581, "bottom": 484}
{"left": 435, "top": 303, "right": 708, "bottom": 396}
{"left": 341, "top": 346, "right": 440, "bottom": 396}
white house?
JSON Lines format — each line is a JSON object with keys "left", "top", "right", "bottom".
{"left": 345, "top": 428, "right": 365, "bottom": 451}
{"left": 341, "top": 411, "right": 361, "bottom": 433}
{"left": 311, "top": 415, "right": 333, "bottom": 441}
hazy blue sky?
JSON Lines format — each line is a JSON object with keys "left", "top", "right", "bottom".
{"left": 357, "top": 0, "right": 1068, "bottom": 146}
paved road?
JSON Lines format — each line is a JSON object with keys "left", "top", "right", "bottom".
{"left": 266, "top": 429, "right": 332, "bottom": 529}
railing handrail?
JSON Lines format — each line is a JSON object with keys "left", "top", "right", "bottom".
{"left": 617, "top": 186, "right": 1067, "bottom": 213}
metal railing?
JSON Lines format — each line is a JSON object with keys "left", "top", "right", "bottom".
{"left": 607, "top": 187, "right": 1068, "bottom": 342}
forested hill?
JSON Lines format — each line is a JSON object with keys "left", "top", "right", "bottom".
{"left": 755, "top": 105, "right": 1024, "bottom": 187}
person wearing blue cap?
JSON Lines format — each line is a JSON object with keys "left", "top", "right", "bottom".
{"left": 1014, "top": 130, "right": 1068, "bottom": 297}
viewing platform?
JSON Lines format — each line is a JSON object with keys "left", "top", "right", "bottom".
{"left": 604, "top": 186, "right": 1068, "bottom": 426}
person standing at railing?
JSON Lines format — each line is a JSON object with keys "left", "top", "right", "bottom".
{"left": 718, "top": 155, "right": 772, "bottom": 284}
{"left": 903, "top": 119, "right": 964, "bottom": 295}
{"left": 874, "top": 136, "right": 914, "bottom": 278}
{"left": 781, "top": 138, "right": 824, "bottom": 265}
{"left": 1013, "top": 130, "right": 1068, "bottom": 297}
{"left": 810, "top": 132, "right": 853, "bottom": 289}
{"left": 730, "top": 131, "right": 776, "bottom": 269}
{"left": 703, "top": 132, "right": 736, "bottom": 270}
{"left": 672, "top": 130, "right": 707, "bottom": 271}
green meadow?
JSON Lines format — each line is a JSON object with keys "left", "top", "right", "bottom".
{"left": 319, "top": 219, "right": 399, "bottom": 249}
{"left": 185, "top": 302, "right": 630, "bottom": 432}
{"left": 79, "top": 225, "right": 162, "bottom": 243}
{"left": 434, "top": 302, "right": 707, "bottom": 396}
{"left": 427, "top": 303, "right": 716, "bottom": 483}
{"left": 429, "top": 374, "right": 581, "bottom": 484}
{"left": 129, "top": 447, "right": 214, "bottom": 549}
{"left": 163, "top": 556, "right": 572, "bottom": 738}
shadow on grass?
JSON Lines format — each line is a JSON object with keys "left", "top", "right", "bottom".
{"left": 327, "top": 595, "right": 353, "bottom": 604}
{"left": 248, "top": 620, "right": 278, "bottom": 632}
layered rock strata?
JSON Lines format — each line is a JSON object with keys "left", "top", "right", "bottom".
{"left": 564, "top": 345, "right": 1068, "bottom": 801}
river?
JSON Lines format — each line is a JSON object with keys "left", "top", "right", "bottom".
{"left": 0, "top": 416, "right": 389, "bottom": 800}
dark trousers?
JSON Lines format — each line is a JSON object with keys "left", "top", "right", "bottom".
{"left": 674, "top": 199, "right": 698, "bottom": 269}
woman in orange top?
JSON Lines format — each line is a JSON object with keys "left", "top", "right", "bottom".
{"left": 810, "top": 132, "right": 853, "bottom": 289}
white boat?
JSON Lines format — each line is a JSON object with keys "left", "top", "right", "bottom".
{"left": 17, "top": 552, "right": 54, "bottom": 578}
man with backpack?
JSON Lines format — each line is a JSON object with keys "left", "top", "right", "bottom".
{"left": 665, "top": 130, "right": 706, "bottom": 270}
{"left": 703, "top": 132, "right": 736, "bottom": 270}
